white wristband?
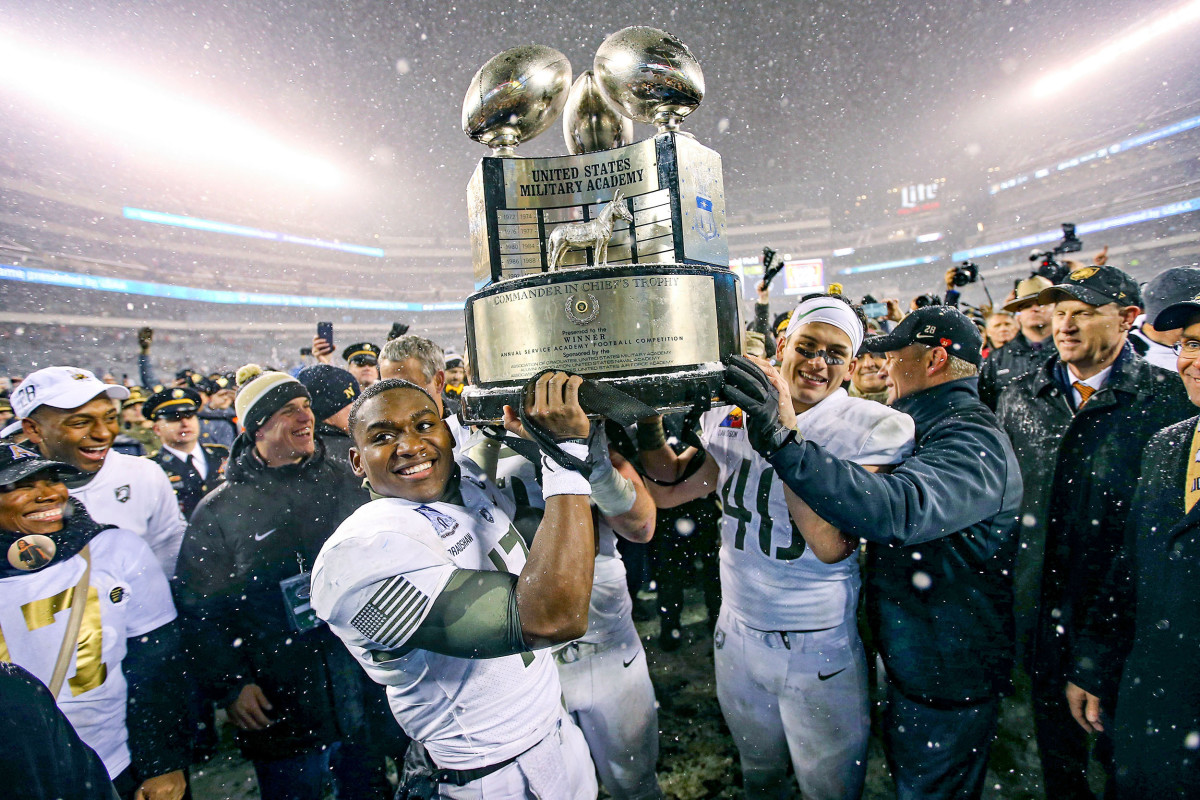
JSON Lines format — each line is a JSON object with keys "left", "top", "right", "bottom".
{"left": 540, "top": 442, "right": 592, "bottom": 498}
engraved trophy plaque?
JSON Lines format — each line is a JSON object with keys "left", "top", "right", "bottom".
{"left": 459, "top": 27, "right": 740, "bottom": 424}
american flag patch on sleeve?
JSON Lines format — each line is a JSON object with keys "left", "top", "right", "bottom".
{"left": 349, "top": 575, "right": 430, "bottom": 648}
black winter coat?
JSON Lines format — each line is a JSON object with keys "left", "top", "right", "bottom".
{"left": 977, "top": 331, "right": 1053, "bottom": 410}
{"left": 769, "top": 379, "right": 1023, "bottom": 704}
{"left": 996, "top": 345, "right": 1193, "bottom": 680}
{"left": 316, "top": 423, "right": 354, "bottom": 468}
{"left": 1106, "top": 417, "right": 1200, "bottom": 797}
{"left": 173, "top": 435, "right": 374, "bottom": 761}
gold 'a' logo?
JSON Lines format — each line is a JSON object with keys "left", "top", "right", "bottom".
{"left": 1070, "top": 267, "right": 1099, "bottom": 281}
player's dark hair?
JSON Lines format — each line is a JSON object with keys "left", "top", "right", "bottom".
{"left": 347, "top": 378, "right": 439, "bottom": 443}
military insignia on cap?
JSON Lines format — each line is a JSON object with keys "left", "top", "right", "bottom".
{"left": 1070, "top": 267, "right": 1099, "bottom": 281}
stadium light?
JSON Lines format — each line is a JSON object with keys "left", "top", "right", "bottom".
{"left": 0, "top": 32, "right": 343, "bottom": 190}
{"left": 1030, "top": 0, "right": 1200, "bottom": 99}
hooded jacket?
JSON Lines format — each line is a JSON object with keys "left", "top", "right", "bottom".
{"left": 172, "top": 434, "right": 376, "bottom": 761}
{"left": 766, "top": 378, "right": 1022, "bottom": 704}
{"left": 996, "top": 345, "right": 1193, "bottom": 680}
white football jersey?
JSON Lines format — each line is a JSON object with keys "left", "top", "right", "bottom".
{"left": 701, "top": 388, "right": 915, "bottom": 631}
{"left": 71, "top": 451, "right": 188, "bottom": 578}
{"left": 495, "top": 456, "right": 630, "bottom": 645}
{"left": 311, "top": 457, "right": 564, "bottom": 770}
{"left": 0, "top": 528, "right": 177, "bottom": 778}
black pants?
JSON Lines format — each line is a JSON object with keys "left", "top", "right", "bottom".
{"left": 884, "top": 688, "right": 999, "bottom": 800}
{"left": 651, "top": 492, "right": 721, "bottom": 629}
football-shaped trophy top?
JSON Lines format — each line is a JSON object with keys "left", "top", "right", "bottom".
{"left": 462, "top": 44, "right": 573, "bottom": 156}
{"left": 593, "top": 26, "right": 704, "bottom": 134}
{"left": 562, "top": 70, "right": 635, "bottom": 155}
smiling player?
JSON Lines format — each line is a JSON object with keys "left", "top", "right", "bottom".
{"left": 312, "top": 374, "right": 602, "bottom": 798}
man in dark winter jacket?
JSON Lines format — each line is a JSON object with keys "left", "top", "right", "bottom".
{"left": 996, "top": 265, "right": 1194, "bottom": 798}
{"left": 1067, "top": 297, "right": 1200, "bottom": 797}
{"left": 977, "top": 275, "right": 1053, "bottom": 409}
{"left": 172, "top": 366, "right": 389, "bottom": 800}
{"left": 724, "top": 305, "right": 1023, "bottom": 800}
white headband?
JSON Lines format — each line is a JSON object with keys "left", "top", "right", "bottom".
{"left": 782, "top": 297, "right": 864, "bottom": 356}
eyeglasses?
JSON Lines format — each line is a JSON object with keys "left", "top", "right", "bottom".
{"left": 1173, "top": 340, "right": 1200, "bottom": 357}
{"left": 794, "top": 346, "right": 847, "bottom": 366}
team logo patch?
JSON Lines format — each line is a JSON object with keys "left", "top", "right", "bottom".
{"left": 114, "top": 485, "right": 131, "bottom": 503}
{"left": 1070, "top": 266, "right": 1099, "bottom": 281}
{"left": 7, "top": 535, "right": 55, "bottom": 572}
{"left": 414, "top": 506, "right": 459, "bottom": 539}
{"left": 719, "top": 409, "right": 744, "bottom": 429}
{"left": 940, "top": 338, "right": 952, "bottom": 347}
{"left": 109, "top": 586, "right": 128, "bottom": 604}
{"left": 7, "top": 444, "right": 39, "bottom": 460}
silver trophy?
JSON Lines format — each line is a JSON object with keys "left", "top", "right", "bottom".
{"left": 459, "top": 27, "right": 736, "bottom": 424}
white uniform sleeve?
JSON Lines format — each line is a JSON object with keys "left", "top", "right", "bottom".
{"left": 853, "top": 412, "right": 917, "bottom": 466}
{"left": 314, "top": 522, "right": 456, "bottom": 652}
{"left": 140, "top": 464, "right": 188, "bottom": 579}
{"left": 111, "top": 529, "right": 178, "bottom": 637}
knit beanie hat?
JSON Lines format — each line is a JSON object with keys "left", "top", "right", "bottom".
{"left": 234, "top": 364, "right": 310, "bottom": 436}
{"left": 296, "top": 365, "right": 360, "bottom": 421}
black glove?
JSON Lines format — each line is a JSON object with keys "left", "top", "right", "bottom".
{"left": 723, "top": 356, "right": 797, "bottom": 458}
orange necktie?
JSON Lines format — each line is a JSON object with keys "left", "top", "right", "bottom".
{"left": 1073, "top": 381, "right": 1096, "bottom": 408}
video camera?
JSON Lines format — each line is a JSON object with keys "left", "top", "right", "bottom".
{"left": 1029, "top": 223, "right": 1083, "bottom": 284}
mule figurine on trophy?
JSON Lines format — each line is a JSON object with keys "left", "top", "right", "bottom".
{"left": 546, "top": 189, "right": 634, "bottom": 269}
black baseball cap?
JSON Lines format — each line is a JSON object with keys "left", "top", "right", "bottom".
{"left": 0, "top": 443, "right": 78, "bottom": 486}
{"left": 862, "top": 306, "right": 984, "bottom": 366}
{"left": 1038, "top": 265, "right": 1141, "bottom": 308}
{"left": 142, "top": 387, "right": 202, "bottom": 420}
{"left": 1143, "top": 267, "right": 1200, "bottom": 323}
{"left": 1154, "top": 290, "right": 1200, "bottom": 331}
{"left": 342, "top": 342, "right": 380, "bottom": 366}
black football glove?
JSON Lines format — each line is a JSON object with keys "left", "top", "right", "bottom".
{"left": 723, "top": 356, "right": 797, "bottom": 458}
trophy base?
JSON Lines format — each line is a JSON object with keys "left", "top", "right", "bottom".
{"left": 460, "top": 363, "right": 727, "bottom": 425}
{"left": 460, "top": 263, "right": 741, "bottom": 425}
